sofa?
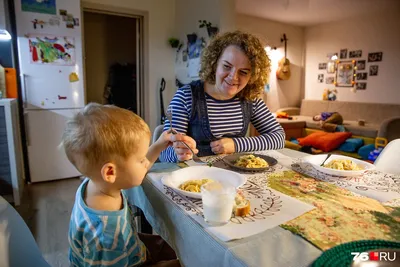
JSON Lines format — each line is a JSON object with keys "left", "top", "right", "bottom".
{"left": 276, "top": 100, "right": 400, "bottom": 157}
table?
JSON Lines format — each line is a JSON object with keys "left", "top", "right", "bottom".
{"left": 127, "top": 149, "right": 323, "bottom": 267}
{"left": 0, "top": 196, "right": 51, "bottom": 267}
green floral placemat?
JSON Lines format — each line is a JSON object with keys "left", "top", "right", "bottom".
{"left": 268, "top": 171, "right": 400, "bottom": 251}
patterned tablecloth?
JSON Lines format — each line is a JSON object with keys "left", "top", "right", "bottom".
{"left": 147, "top": 160, "right": 314, "bottom": 241}
{"left": 150, "top": 150, "right": 400, "bottom": 245}
{"left": 127, "top": 149, "right": 400, "bottom": 267}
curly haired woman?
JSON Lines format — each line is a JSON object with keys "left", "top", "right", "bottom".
{"left": 160, "top": 31, "right": 285, "bottom": 162}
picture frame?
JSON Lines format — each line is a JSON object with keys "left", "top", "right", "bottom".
{"left": 356, "top": 82, "right": 367, "bottom": 90}
{"left": 356, "top": 72, "right": 368, "bottom": 80}
{"left": 335, "top": 61, "right": 355, "bottom": 87}
{"left": 370, "top": 65, "right": 379, "bottom": 76}
{"left": 318, "top": 74, "right": 324, "bottom": 83}
{"left": 349, "top": 50, "right": 362, "bottom": 58}
{"left": 327, "top": 61, "right": 336, "bottom": 74}
{"left": 368, "top": 52, "right": 383, "bottom": 62}
{"left": 356, "top": 60, "right": 366, "bottom": 70}
{"left": 325, "top": 77, "right": 335, "bottom": 84}
{"left": 340, "top": 49, "right": 348, "bottom": 59}
{"left": 318, "top": 63, "right": 327, "bottom": 70}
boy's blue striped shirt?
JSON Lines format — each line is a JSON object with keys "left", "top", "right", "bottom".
{"left": 68, "top": 179, "right": 146, "bottom": 267}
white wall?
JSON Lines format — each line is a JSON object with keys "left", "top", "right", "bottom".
{"left": 173, "top": 0, "right": 235, "bottom": 87}
{"left": 305, "top": 10, "right": 400, "bottom": 104}
{"left": 83, "top": 0, "right": 176, "bottom": 131}
{"left": 236, "top": 14, "right": 304, "bottom": 112}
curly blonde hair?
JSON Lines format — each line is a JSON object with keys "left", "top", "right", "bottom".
{"left": 199, "top": 30, "right": 271, "bottom": 101}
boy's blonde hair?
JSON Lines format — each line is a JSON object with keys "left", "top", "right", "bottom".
{"left": 62, "top": 103, "right": 150, "bottom": 175}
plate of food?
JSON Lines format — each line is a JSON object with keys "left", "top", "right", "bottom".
{"left": 303, "top": 154, "right": 375, "bottom": 177}
{"left": 161, "top": 166, "right": 247, "bottom": 199}
{"left": 221, "top": 153, "right": 278, "bottom": 172}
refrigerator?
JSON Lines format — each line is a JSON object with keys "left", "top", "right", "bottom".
{"left": 14, "top": 0, "right": 83, "bottom": 182}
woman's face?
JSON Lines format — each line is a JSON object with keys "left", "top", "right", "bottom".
{"left": 214, "top": 45, "right": 251, "bottom": 100}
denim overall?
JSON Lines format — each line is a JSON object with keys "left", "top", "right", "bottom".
{"left": 187, "top": 80, "right": 253, "bottom": 157}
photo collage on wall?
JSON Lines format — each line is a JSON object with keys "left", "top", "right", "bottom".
{"left": 317, "top": 48, "right": 383, "bottom": 91}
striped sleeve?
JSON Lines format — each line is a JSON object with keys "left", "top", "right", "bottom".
{"left": 159, "top": 85, "right": 192, "bottom": 162}
{"left": 233, "top": 98, "right": 285, "bottom": 152}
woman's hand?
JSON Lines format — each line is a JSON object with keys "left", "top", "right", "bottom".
{"left": 171, "top": 133, "right": 199, "bottom": 161}
{"left": 210, "top": 138, "right": 235, "bottom": 154}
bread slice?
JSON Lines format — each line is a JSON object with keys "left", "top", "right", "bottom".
{"left": 233, "top": 192, "right": 251, "bottom": 216}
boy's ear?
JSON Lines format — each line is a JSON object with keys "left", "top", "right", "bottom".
{"left": 101, "top": 163, "right": 117, "bottom": 184}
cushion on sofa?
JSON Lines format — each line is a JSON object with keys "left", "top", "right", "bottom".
{"left": 338, "top": 138, "right": 364, "bottom": 152}
{"left": 358, "top": 144, "right": 376, "bottom": 160}
{"left": 297, "top": 131, "right": 352, "bottom": 152}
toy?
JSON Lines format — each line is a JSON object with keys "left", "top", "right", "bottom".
{"left": 328, "top": 89, "right": 337, "bottom": 101}
{"left": 276, "top": 112, "right": 292, "bottom": 119}
{"left": 322, "top": 88, "right": 337, "bottom": 101}
{"left": 368, "top": 137, "right": 387, "bottom": 162}
{"left": 322, "top": 88, "right": 329, "bottom": 100}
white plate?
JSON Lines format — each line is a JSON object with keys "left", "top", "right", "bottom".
{"left": 303, "top": 154, "right": 375, "bottom": 177}
{"left": 161, "top": 166, "right": 247, "bottom": 199}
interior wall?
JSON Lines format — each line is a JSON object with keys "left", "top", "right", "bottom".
{"left": 304, "top": 10, "right": 400, "bottom": 104}
{"left": 84, "top": 12, "right": 136, "bottom": 104}
{"left": 236, "top": 14, "right": 304, "bottom": 112}
{"left": 83, "top": 0, "right": 176, "bottom": 131}
{"left": 174, "top": 0, "right": 236, "bottom": 87}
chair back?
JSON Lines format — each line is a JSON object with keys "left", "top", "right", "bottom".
{"left": 0, "top": 196, "right": 51, "bottom": 267}
{"left": 374, "top": 139, "right": 400, "bottom": 175}
{"left": 152, "top": 125, "right": 164, "bottom": 144}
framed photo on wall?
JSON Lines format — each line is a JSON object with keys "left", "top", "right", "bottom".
{"left": 356, "top": 82, "right": 367, "bottom": 90}
{"left": 368, "top": 52, "right": 383, "bottom": 62}
{"left": 349, "top": 50, "right": 362, "bottom": 58}
{"left": 335, "top": 61, "right": 355, "bottom": 87}
{"left": 356, "top": 60, "right": 366, "bottom": 70}
{"left": 370, "top": 65, "right": 379, "bottom": 76}
{"left": 340, "top": 49, "right": 348, "bottom": 59}
{"left": 327, "top": 61, "right": 336, "bottom": 73}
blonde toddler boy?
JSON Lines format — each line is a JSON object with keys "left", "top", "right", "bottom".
{"left": 62, "top": 103, "right": 181, "bottom": 267}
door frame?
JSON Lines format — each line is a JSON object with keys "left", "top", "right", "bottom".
{"left": 81, "top": 2, "right": 148, "bottom": 119}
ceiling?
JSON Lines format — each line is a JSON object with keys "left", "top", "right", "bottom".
{"left": 235, "top": 0, "right": 400, "bottom": 27}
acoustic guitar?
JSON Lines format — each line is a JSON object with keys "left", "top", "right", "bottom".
{"left": 276, "top": 34, "right": 291, "bottom": 80}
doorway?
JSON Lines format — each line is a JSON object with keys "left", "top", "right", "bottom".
{"left": 82, "top": 9, "right": 144, "bottom": 116}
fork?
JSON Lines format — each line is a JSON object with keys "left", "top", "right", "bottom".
{"left": 320, "top": 153, "right": 332, "bottom": 166}
{"left": 166, "top": 107, "right": 206, "bottom": 164}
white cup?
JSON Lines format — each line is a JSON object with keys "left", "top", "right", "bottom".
{"left": 201, "top": 181, "right": 236, "bottom": 226}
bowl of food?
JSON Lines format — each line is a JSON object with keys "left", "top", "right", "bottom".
{"left": 161, "top": 166, "right": 247, "bottom": 199}
{"left": 222, "top": 153, "right": 278, "bottom": 172}
{"left": 303, "top": 154, "right": 375, "bottom": 177}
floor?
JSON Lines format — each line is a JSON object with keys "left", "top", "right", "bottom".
{"left": 16, "top": 177, "right": 82, "bottom": 267}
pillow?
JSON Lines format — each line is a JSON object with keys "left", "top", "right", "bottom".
{"left": 297, "top": 131, "right": 352, "bottom": 152}
{"left": 358, "top": 144, "right": 376, "bottom": 160}
{"left": 338, "top": 138, "right": 364, "bottom": 152}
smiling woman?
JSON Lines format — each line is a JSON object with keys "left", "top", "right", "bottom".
{"left": 160, "top": 31, "right": 285, "bottom": 163}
